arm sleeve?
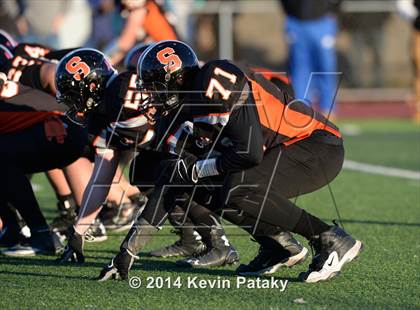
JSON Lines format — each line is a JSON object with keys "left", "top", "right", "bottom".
{"left": 216, "top": 102, "right": 264, "bottom": 173}
{"left": 19, "top": 64, "right": 44, "bottom": 90}
{"left": 194, "top": 61, "right": 264, "bottom": 173}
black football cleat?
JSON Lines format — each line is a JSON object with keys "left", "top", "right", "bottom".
{"left": 299, "top": 225, "right": 363, "bottom": 283}
{"left": 56, "top": 227, "right": 85, "bottom": 263}
{"left": 97, "top": 249, "right": 137, "bottom": 281}
{"left": 148, "top": 228, "right": 206, "bottom": 258}
{"left": 236, "top": 232, "right": 308, "bottom": 276}
{"left": 176, "top": 226, "right": 239, "bottom": 268}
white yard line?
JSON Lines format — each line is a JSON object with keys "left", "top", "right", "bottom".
{"left": 343, "top": 160, "right": 420, "bottom": 180}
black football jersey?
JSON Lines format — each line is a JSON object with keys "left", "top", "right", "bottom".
{"left": 13, "top": 43, "right": 76, "bottom": 61}
{"left": 88, "top": 71, "right": 154, "bottom": 150}
{"left": 158, "top": 59, "right": 341, "bottom": 174}
{"left": 157, "top": 60, "right": 262, "bottom": 172}
{"left": 4, "top": 53, "right": 46, "bottom": 83}
{"left": 13, "top": 43, "right": 53, "bottom": 59}
{"left": 7, "top": 43, "right": 76, "bottom": 89}
{"left": 0, "top": 80, "right": 65, "bottom": 112}
{"left": 1, "top": 43, "right": 51, "bottom": 80}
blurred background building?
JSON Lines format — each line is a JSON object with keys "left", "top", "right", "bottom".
{"left": 0, "top": 0, "right": 416, "bottom": 119}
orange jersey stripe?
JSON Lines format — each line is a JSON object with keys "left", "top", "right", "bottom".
{"left": 0, "top": 111, "right": 62, "bottom": 134}
{"left": 250, "top": 80, "right": 340, "bottom": 145}
{"left": 251, "top": 67, "right": 291, "bottom": 85}
{"left": 193, "top": 112, "right": 231, "bottom": 118}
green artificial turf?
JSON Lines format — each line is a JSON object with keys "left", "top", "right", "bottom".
{"left": 0, "top": 119, "right": 419, "bottom": 309}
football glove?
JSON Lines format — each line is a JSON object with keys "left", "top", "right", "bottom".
{"left": 163, "top": 153, "right": 198, "bottom": 184}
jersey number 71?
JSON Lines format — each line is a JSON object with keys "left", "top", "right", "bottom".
{"left": 205, "top": 67, "right": 237, "bottom": 100}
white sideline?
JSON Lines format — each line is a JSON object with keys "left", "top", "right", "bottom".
{"left": 343, "top": 160, "right": 420, "bottom": 181}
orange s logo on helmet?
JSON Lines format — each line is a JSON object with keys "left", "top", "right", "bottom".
{"left": 156, "top": 47, "right": 182, "bottom": 74}
{"left": 65, "top": 56, "right": 91, "bottom": 81}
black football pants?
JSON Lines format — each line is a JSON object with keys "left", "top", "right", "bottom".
{"left": 210, "top": 131, "right": 344, "bottom": 236}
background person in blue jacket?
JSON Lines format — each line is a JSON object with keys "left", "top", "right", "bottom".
{"left": 280, "top": 0, "right": 341, "bottom": 117}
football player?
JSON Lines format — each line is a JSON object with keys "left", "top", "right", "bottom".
{"left": 0, "top": 72, "right": 87, "bottom": 255}
{"left": 0, "top": 43, "right": 144, "bottom": 237}
{"left": 1, "top": 46, "right": 105, "bottom": 241}
{"left": 98, "top": 41, "right": 363, "bottom": 283}
{"left": 122, "top": 44, "right": 305, "bottom": 263}
{"left": 123, "top": 44, "right": 302, "bottom": 265}
{"left": 122, "top": 43, "right": 236, "bottom": 260}
{"left": 53, "top": 48, "right": 154, "bottom": 263}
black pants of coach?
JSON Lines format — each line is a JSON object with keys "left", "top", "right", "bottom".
{"left": 211, "top": 130, "right": 344, "bottom": 236}
{"left": 0, "top": 118, "right": 87, "bottom": 233}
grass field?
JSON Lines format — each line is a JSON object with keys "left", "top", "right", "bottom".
{"left": 0, "top": 119, "right": 419, "bottom": 309}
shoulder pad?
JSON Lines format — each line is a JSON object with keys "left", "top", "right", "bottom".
{"left": 189, "top": 60, "right": 249, "bottom": 121}
{"left": 101, "top": 70, "right": 146, "bottom": 126}
{"left": 14, "top": 43, "right": 52, "bottom": 59}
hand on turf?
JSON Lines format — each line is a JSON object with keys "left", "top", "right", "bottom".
{"left": 56, "top": 227, "right": 85, "bottom": 264}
